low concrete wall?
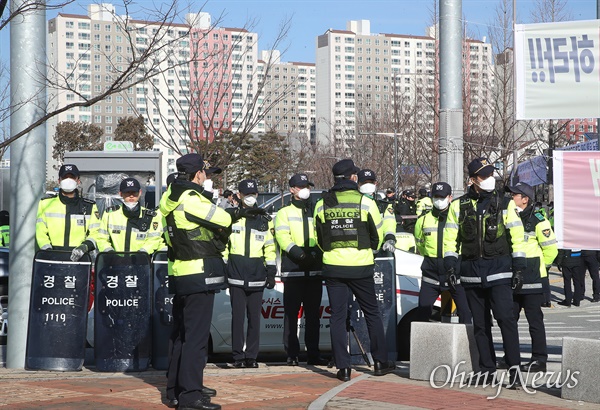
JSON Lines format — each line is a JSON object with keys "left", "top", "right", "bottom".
{"left": 409, "top": 322, "right": 479, "bottom": 382}
{"left": 561, "top": 337, "right": 600, "bottom": 404}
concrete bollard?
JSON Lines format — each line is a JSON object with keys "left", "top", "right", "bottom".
{"left": 409, "top": 322, "right": 479, "bottom": 382}
{"left": 561, "top": 337, "right": 600, "bottom": 404}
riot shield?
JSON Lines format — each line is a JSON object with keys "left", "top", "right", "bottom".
{"left": 151, "top": 251, "right": 172, "bottom": 370}
{"left": 349, "top": 255, "right": 397, "bottom": 365}
{"left": 94, "top": 252, "right": 152, "bottom": 372}
{"left": 26, "top": 250, "right": 91, "bottom": 371}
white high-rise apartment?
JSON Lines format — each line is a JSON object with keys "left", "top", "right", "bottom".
{"left": 261, "top": 50, "right": 316, "bottom": 147}
{"left": 47, "top": 5, "right": 313, "bottom": 184}
{"left": 47, "top": 3, "right": 191, "bottom": 179}
{"left": 315, "top": 20, "right": 494, "bottom": 149}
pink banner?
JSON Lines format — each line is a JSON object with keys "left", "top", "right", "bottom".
{"left": 561, "top": 151, "right": 600, "bottom": 250}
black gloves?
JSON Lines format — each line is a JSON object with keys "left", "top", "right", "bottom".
{"left": 447, "top": 268, "right": 459, "bottom": 291}
{"left": 287, "top": 245, "right": 307, "bottom": 263}
{"left": 266, "top": 266, "right": 277, "bottom": 289}
{"left": 227, "top": 206, "right": 267, "bottom": 222}
{"left": 266, "top": 276, "right": 276, "bottom": 289}
{"left": 512, "top": 270, "right": 524, "bottom": 291}
{"left": 443, "top": 256, "right": 458, "bottom": 273}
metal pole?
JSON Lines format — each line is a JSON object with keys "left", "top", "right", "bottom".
{"left": 7, "top": 0, "right": 47, "bottom": 368}
{"left": 394, "top": 131, "right": 399, "bottom": 195}
{"left": 439, "top": 0, "right": 464, "bottom": 195}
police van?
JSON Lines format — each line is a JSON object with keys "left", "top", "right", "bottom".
{"left": 207, "top": 190, "right": 425, "bottom": 360}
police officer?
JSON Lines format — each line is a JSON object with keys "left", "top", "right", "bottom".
{"left": 71, "top": 177, "right": 166, "bottom": 260}
{"left": 0, "top": 210, "right": 9, "bottom": 246}
{"left": 555, "top": 249, "right": 585, "bottom": 307}
{"left": 416, "top": 187, "right": 433, "bottom": 216}
{"left": 507, "top": 182, "right": 558, "bottom": 373}
{"left": 36, "top": 164, "right": 100, "bottom": 251}
{"left": 357, "top": 169, "right": 396, "bottom": 252}
{"left": 201, "top": 161, "right": 222, "bottom": 204}
{"left": 581, "top": 250, "right": 600, "bottom": 303}
{"left": 226, "top": 179, "right": 277, "bottom": 369}
{"left": 414, "top": 182, "right": 472, "bottom": 324}
{"left": 443, "top": 157, "right": 524, "bottom": 385}
{"left": 395, "top": 189, "right": 417, "bottom": 233}
{"left": 274, "top": 173, "right": 328, "bottom": 366}
{"left": 160, "top": 153, "right": 232, "bottom": 410}
{"left": 314, "top": 159, "right": 395, "bottom": 382}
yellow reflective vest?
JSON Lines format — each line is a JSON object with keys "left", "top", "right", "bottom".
{"left": 224, "top": 212, "right": 276, "bottom": 289}
{"left": 314, "top": 188, "right": 383, "bottom": 268}
{"left": 513, "top": 204, "right": 558, "bottom": 294}
{"left": 443, "top": 190, "right": 527, "bottom": 287}
{"left": 36, "top": 192, "right": 101, "bottom": 250}
{"left": 160, "top": 180, "right": 232, "bottom": 294}
{"left": 94, "top": 204, "right": 166, "bottom": 253}
{"left": 274, "top": 199, "right": 322, "bottom": 277}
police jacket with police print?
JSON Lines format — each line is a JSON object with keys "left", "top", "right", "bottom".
{"left": 274, "top": 197, "right": 323, "bottom": 277}
{"left": 159, "top": 179, "right": 232, "bottom": 294}
{"left": 94, "top": 203, "right": 166, "bottom": 253}
{"left": 314, "top": 179, "right": 383, "bottom": 279}
{"left": 443, "top": 187, "right": 527, "bottom": 288}
{"left": 224, "top": 209, "right": 276, "bottom": 290}
{"left": 36, "top": 190, "right": 101, "bottom": 251}
{"left": 512, "top": 203, "right": 558, "bottom": 294}
{"left": 415, "top": 207, "right": 455, "bottom": 287}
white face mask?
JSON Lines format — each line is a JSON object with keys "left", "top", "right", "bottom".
{"left": 243, "top": 195, "right": 257, "bottom": 207}
{"left": 297, "top": 187, "right": 311, "bottom": 200}
{"left": 433, "top": 197, "right": 450, "bottom": 210}
{"left": 124, "top": 201, "right": 138, "bottom": 210}
{"left": 203, "top": 179, "right": 214, "bottom": 192}
{"left": 359, "top": 183, "right": 377, "bottom": 196}
{"left": 60, "top": 178, "right": 78, "bottom": 193}
{"left": 477, "top": 176, "right": 496, "bottom": 192}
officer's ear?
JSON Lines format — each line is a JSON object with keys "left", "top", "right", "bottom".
{"left": 350, "top": 174, "right": 358, "bottom": 183}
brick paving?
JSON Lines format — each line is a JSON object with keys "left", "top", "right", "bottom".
{"left": 1, "top": 364, "right": 597, "bottom": 409}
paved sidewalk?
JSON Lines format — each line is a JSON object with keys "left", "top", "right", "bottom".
{"left": 1, "top": 361, "right": 598, "bottom": 409}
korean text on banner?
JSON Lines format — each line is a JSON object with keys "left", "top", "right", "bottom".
{"left": 553, "top": 151, "right": 600, "bottom": 250}
{"left": 515, "top": 20, "right": 600, "bottom": 120}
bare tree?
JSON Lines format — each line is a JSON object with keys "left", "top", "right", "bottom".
{"left": 0, "top": 1, "right": 221, "bottom": 151}
{"left": 140, "top": 16, "right": 297, "bottom": 176}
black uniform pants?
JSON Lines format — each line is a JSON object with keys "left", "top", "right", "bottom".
{"left": 326, "top": 276, "right": 387, "bottom": 369}
{"left": 513, "top": 293, "right": 547, "bottom": 363}
{"left": 283, "top": 276, "right": 323, "bottom": 360}
{"left": 417, "top": 281, "right": 472, "bottom": 324}
{"left": 230, "top": 286, "right": 263, "bottom": 360}
{"left": 465, "top": 285, "right": 521, "bottom": 373}
{"left": 166, "top": 295, "right": 184, "bottom": 401}
{"left": 172, "top": 292, "right": 215, "bottom": 406}
{"left": 562, "top": 264, "right": 585, "bottom": 304}
{"left": 582, "top": 252, "right": 600, "bottom": 298}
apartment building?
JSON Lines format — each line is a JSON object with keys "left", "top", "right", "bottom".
{"left": 47, "top": 5, "right": 314, "bottom": 182}
{"left": 315, "top": 20, "right": 494, "bottom": 150}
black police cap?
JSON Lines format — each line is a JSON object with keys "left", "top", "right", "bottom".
{"left": 357, "top": 169, "right": 377, "bottom": 183}
{"left": 289, "top": 173, "right": 314, "bottom": 187}
{"left": 238, "top": 179, "right": 259, "bottom": 194}
{"left": 467, "top": 157, "right": 495, "bottom": 177}
{"left": 332, "top": 159, "right": 360, "bottom": 177}
{"left": 507, "top": 182, "right": 534, "bottom": 200}
{"left": 58, "top": 164, "right": 80, "bottom": 179}
{"left": 176, "top": 153, "right": 204, "bottom": 175}
{"left": 431, "top": 182, "right": 452, "bottom": 198}
{"left": 120, "top": 177, "right": 141, "bottom": 192}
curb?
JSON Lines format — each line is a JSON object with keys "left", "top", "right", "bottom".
{"left": 308, "top": 372, "right": 370, "bottom": 410}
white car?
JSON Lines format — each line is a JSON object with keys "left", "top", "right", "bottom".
{"left": 209, "top": 248, "right": 425, "bottom": 360}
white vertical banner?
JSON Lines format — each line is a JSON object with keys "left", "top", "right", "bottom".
{"left": 515, "top": 20, "right": 600, "bottom": 120}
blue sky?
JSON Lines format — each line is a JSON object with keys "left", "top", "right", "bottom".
{"left": 1, "top": 0, "right": 597, "bottom": 64}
